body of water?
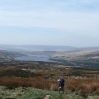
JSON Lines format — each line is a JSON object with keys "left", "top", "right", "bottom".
{"left": 15, "top": 55, "right": 57, "bottom": 63}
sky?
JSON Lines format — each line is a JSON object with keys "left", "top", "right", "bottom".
{"left": 0, "top": 0, "right": 99, "bottom": 47}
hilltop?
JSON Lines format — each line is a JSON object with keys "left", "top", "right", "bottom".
{"left": 0, "top": 50, "right": 24, "bottom": 62}
{"left": 50, "top": 49, "right": 99, "bottom": 68}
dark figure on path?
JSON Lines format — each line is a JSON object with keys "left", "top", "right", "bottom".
{"left": 58, "top": 78, "right": 65, "bottom": 93}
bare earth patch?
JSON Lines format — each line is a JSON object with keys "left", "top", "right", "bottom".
{"left": 43, "top": 95, "right": 50, "bottom": 99}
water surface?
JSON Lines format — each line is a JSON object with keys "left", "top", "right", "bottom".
{"left": 15, "top": 55, "right": 57, "bottom": 63}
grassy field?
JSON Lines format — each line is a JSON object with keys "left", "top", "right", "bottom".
{"left": 0, "top": 86, "right": 99, "bottom": 99}
{"left": 0, "top": 86, "right": 47, "bottom": 99}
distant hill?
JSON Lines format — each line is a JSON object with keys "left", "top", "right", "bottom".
{"left": 80, "top": 47, "right": 99, "bottom": 50}
{"left": 0, "top": 45, "right": 78, "bottom": 52}
{"left": 0, "top": 45, "right": 99, "bottom": 52}
{"left": 0, "top": 50, "right": 24, "bottom": 62}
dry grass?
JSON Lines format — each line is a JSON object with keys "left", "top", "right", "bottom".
{"left": 66, "top": 78, "right": 99, "bottom": 96}
{"left": 0, "top": 77, "right": 51, "bottom": 89}
{"left": 0, "top": 63, "right": 99, "bottom": 97}
{"left": 0, "top": 76, "right": 99, "bottom": 97}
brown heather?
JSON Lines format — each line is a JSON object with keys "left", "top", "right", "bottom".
{"left": 0, "top": 76, "right": 99, "bottom": 96}
{"left": 0, "top": 64, "right": 99, "bottom": 97}
{"left": 66, "top": 78, "right": 99, "bottom": 95}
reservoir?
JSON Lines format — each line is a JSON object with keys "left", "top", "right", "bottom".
{"left": 15, "top": 55, "right": 57, "bottom": 63}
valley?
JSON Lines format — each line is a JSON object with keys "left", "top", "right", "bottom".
{"left": 0, "top": 46, "right": 99, "bottom": 98}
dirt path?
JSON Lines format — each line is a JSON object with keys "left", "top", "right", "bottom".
{"left": 43, "top": 95, "right": 50, "bottom": 99}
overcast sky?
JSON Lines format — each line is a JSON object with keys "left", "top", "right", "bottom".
{"left": 0, "top": 0, "right": 99, "bottom": 47}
